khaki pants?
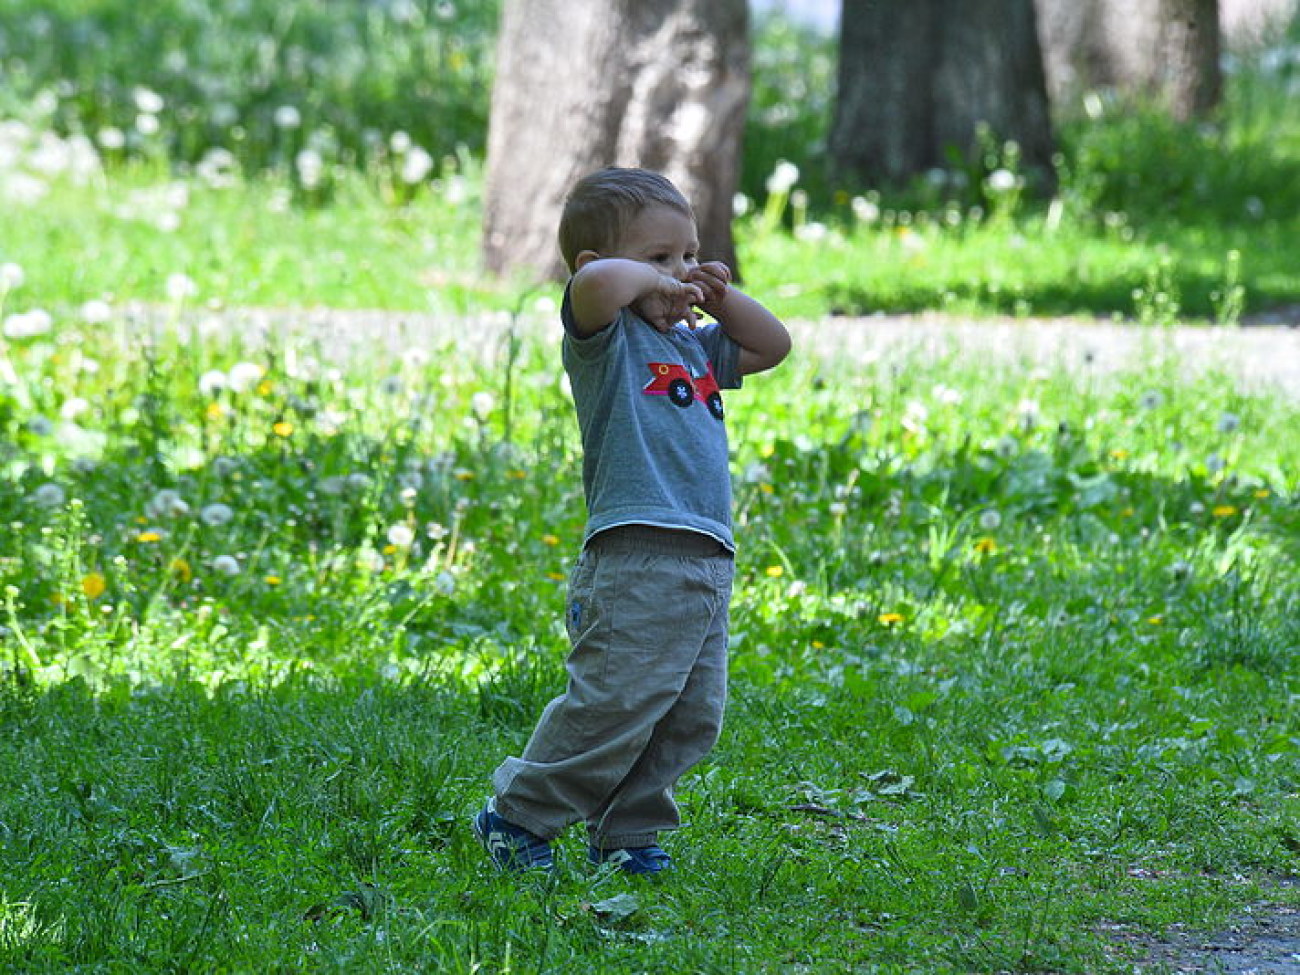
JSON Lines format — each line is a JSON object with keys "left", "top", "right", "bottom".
{"left": 492, "top": 526, "right": 734, "bottom": 849}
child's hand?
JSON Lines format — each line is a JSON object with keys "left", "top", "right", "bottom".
{"left": 685, "top": 262, "right": 732, "bottom": 321}
{"left": 631, "top": 274, "right": 705, "bottom": 333}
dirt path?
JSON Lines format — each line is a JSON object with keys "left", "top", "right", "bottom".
{"left": 163, "top": 304, "right": 1300, "bottom": 401}
{"left": 785, "top": 313, "right": 1300, "bottom": 400}
{"left": 1106, "top": 895, "right": 1300, "bottom": 973}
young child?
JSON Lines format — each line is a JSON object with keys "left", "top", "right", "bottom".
{"left": 474, "top": 167, "right": 791, "bottom": 874}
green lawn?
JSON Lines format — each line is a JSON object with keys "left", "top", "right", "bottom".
{"left": 1, "top": 280, "right": 1297, "bottom": 970}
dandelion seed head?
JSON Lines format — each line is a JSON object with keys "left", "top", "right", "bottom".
{"left": 31, "top": 482, "right": 66, "bottom": 508}
{"left": 470, "top": 391, "right": 495, "bottom": 421}
{"left": 387, "top": 524, "right": 415, "bottom": 548}
{"left": 765, "top": 159, "right": 800, "bottom": 195}
{"left": 147, "top": 489, "right": 189, "bottom": 519}
{"left": 3, "top": 308, "right": 54, "bottom": 338}
{"left": 60, "top": 397, "right": 90, "bottom": 420}
{"left": 97, "top": 127, "right": 126, "bottom": 150}
{"left": 200, "top": 503, "right": 234, "bottom": 527}
{"left": 852, "top": 196, "right": 881, "bottom": 224}
{"left": 132, "top": 86, "right": 165, "bottom": 114}
{"left": 273, "top": 105, "right": 302, "bottom": 129}
{"left": 985, "top": 168, "right": 1019, "bottom": 193}
{"left": 198, "top": 370, "right": 228, "bottom": 396}
{"left": 979, "top": 509, "right": 1002, "bottom": 531}
{"left": 165, "top": 272, "right": 198, "bottom": 302}
{"left": 400, "top": 146, "right": 434, "bottom": 185}
{"left": 295, "top": 149, "right": 324, "bottom": 189}
{"left": 0, "top": 262, "right": 24, "bottom": 289}
{"left": 227, "top": 362, "right": 265, "bottom": 393}
{"left": 211, "top": 555, "right": 241, "bottom": 576}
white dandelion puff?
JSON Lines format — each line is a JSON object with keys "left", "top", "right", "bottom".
{"left": 31, "top": 482, "right": 66, "bottom": 508}
{"left": 200, "top": 503, "right": 234, "bottom": 527}
{"left": 198, "top": 370, "right": 228, "bottom": 396}
{"left": 387, "top": 524, "right": 416, "bottom": 548}
{"left": 226, "top": 362, "right": 265, "bottom": 393}
{"left": 211, "top": 555, "right": 241, "bottom": 576}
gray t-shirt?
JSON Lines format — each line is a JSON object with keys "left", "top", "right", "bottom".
{"left": 562, "top": 285, "right": 743, "bottom": 551}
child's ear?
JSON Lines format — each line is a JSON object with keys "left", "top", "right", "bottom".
{"left": 574, "top": 250, "right": 600, "bottom": 269}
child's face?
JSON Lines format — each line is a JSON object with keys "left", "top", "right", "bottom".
{"left": 608, "top": 204, "right": 700, "bottom": 281}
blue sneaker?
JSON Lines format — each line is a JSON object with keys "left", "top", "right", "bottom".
{"left": 472, "top": 800, "right": 554, "bottom": 873}
{"left": 588, "top": 844, "right": 673, "bottom": 875}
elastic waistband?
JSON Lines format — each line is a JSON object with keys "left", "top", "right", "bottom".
{"left": 588, "top": 524, "right": 731, "bottom": 558}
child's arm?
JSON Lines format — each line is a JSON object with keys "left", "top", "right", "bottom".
{"left": 688, "top": 262, "right": 792, "bottom": 376}
{"left": 569, "top": 258, "right": 705, "bottom": 336}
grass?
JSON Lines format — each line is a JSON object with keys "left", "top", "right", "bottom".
{"left": 2, "top": 4, "right": 1300, "bottom": 971}
{"left": 1, "top": 296, "right": 1297, "bottom": 970}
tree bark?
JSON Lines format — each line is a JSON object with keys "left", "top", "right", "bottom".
{"left": 830, "top": 0, "right": 1055, "bottom": 189}
{"left": 483, "top": 0, "right": 750, "bottom": 281}
{"left": 1035, "top": 0, "right": 1222, "bottom": 120}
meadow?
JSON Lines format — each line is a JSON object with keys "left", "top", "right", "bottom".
{"left": 2, "top": 2, "right": 1300, "bottom": 972}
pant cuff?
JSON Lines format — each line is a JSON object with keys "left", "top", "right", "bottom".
{"left": 493, "top": 798, "right": 563, "bottom": 842}
{"left": 589, "top": 831, "right": 661, "bottom": 849}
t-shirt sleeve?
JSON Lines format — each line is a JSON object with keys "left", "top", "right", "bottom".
{"left": 693, "top": 323, "right": 744, "bottom": 390}
{"left": 561, "top": 280, "right": 623, "bottom": 362}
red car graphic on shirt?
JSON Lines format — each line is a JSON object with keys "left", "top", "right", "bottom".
{"left": 643, "top": 362, "right": 725, "bottom": 420}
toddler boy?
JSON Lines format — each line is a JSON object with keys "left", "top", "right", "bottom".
{"left": 474, "top": 167, "right": 790, "bottom": 873}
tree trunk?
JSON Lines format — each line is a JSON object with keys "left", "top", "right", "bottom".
{"left": 1035, "top": 0, "right": 1222, "bottom": 120}
{"left": 830, "top": 0, "right": 1055, "bottom": 189}
{"left": 483, "top": 0, "right": 750, "bottom": 281}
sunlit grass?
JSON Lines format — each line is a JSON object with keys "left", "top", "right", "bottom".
{"left": 1, "top": 300, "right": 1297, "bottom": 970}
{"left": 2, "top": 5, "right": 1300, "bottom": 971}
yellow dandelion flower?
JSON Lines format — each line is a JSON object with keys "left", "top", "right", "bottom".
{"left": 454, "top": 470, "right": 475, "bottom": 481}
{"left": 1110, "top": 449, "right": 1130, "bottom": 460}
{"left": 272, "top": 421, "right": 293, "bottom": 437}
{"left": 169, "top": 558, "right": 192, "bottom": 583}
{"left": 1147, "top": 615, "right": 1164, "bottom": 625}
{"left": 206, "top": 402, "right": 224, "bottom": 420}
{"left": 264, "top": 575, "right": 281, "bottom": 586}
{"left": 382, "top": 544, "right": 397, "bottom": 555}
{"left": 1253, "top": 488, "right": 1270, "bottom": 499}
{"left": 812, "top": 640, "right": 825, "bottom": 649}
{"left": 878, "top": 612, "right": 905, "bottom": 626}
{"left": 257, "top": 380, "right": 273, "bottom": 396}
{"left": 546, "top": 571, "right": 566, "bottom": 582}
{"left": 974, "top": 537, "right": 998, "bottom": 555}
{"left": 81, "top": 572, "right": 107, "bottom": 599}
{"left": 1211, "top": 504, "right": 1238, "bottom": 518}
{"left": 760, "top": 483, "right": 775, "bottom": 495}
{"left": 136, "top": 531, "right": 162, "bottom": 543}
{"left": 765, "top": 565, "right": 784, "bottom": 578}
{"left": 542, "top": 534, "right": 560, "bottom": 546}
{"left": 508, "top": 469, "right": 528, "bottom": 480}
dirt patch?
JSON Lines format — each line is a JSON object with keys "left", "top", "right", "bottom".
{"left": 127, "top": 302, "right": 1300, "bottom": 402}
{"left": 787, "top": 313, "right": 1300, "bottom": 401}
{"left": 1105, "top": 902, "right": 1300, "bottom": 973}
